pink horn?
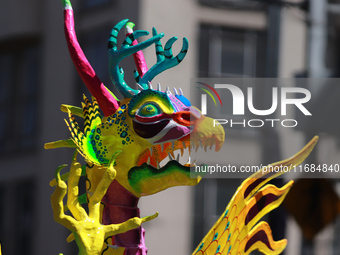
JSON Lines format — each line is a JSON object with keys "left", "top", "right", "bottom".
{"left": 125, "top": 22, "right": 149, "bottom": 77}
{"left": 63, "top": 6, "right": 119, "bottom": 116}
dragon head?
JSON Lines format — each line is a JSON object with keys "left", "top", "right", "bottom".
{"left": 64, "top": 19, "right": 225, "bottom": 197}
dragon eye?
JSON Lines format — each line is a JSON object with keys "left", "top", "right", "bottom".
{"left": 138, "top": 103, "right": 162, "bottom": 117}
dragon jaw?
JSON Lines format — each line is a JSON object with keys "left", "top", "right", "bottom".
{"left": 127, "top": 113, "right": 225, "bottom": 196}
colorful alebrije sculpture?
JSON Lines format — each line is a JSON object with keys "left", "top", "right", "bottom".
{"left": 45, "top": 0, "right": 319, "bottom": 254}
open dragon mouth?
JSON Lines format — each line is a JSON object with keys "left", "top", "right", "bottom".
{"left": 127, "top": 138, "right": 222, "bottom": 196}
{"left": 127, "top": 113, "right": 225, "bottom": 196}
{"left": 136, "top": 138, "right": 221, "bottom": 169}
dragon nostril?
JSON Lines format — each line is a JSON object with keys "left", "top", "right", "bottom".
{"left": 173, "top": 111, "right": 193, "bottom": 126}
{"left": 181, "top": 112, "right": 191, "bottom": 122}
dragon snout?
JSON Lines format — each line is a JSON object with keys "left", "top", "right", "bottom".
{"left": 172, "top": 108, "right": 201, "bottom": 126}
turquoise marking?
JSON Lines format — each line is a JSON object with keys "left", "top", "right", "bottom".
{"left": 138, "top": 35, "right": 188, "bottom": 88}
{"left": 227, "top": 233, "right": 231, "bottom": 242}
{"left": 228, "top": 245, "right": 231, "bottom": 254}
{"left": 215, "top": 245, "right": 221, "bottom": 254}
{"left": 225, "top": 221, "right": 230, "bottom": 231}
{"left": 197, "top": 243, "right": 204, "bottom": 252}
{"left": 224, "top": 209, "right": 229, "bottom": 217}
{"left": 88, "top": 131, "right": 108, "bottom": 164}
{"left": 213, "top": 232, "right": 218, "bottom": 241}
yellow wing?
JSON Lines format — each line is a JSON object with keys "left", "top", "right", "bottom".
{"left": 192, "top": 136, "right": 318, "bottom": 255}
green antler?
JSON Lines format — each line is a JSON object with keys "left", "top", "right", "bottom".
{"left": 108, "top": 19, "right": 164, "bottom": 98}
{"left": 135, "top": 27, "right": 189, "bottom": 88}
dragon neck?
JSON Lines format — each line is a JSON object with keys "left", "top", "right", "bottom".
{"left": 102, "top": 179, "right": 148, "bottom": 255}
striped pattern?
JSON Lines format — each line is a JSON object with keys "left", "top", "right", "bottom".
{"left": 108, "top": 24, "right": 122, "bottom": 50}
{"left": 153, "top": 28, "right": 165, "bottom": 62}
{"left": 82, "top": 95, "right": 101, "bottom": 136}
{"left": 122, "top": 33, "right": 136, "bottom": 46}
{"left": 138, "top": 34, "right": 189, "bottom": 87}
{"left": 65, "top": 96, "right": 104, "bottom": 165}
{"left": 65, "top": 111, "right": 85, "bottom": 148}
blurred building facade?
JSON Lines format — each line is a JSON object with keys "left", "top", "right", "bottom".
{"left": 1, "top": 0, "right": 340, "bottom": 255}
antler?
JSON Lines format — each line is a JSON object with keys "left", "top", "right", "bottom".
{"left": 135, "top": 28, "right": 189, "bottom": 88}
{"left": 108, "top": 20, "right": 164, "bottom": 98}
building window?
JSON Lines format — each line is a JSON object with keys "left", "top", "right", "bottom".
{"left": 198, "top": 0, "right": 265, "bottom": 10}
{"left": 0, "top": 179, "right": 36, "bottom": 255}
{"left": 82, "top": 0, "right": 112, "bottom": 9}
{"left": 197, "top": 24, "right": 267, "bottom": 132}
{"left": 198, "top": 24, "right": 267, "bottom": 78}
{"left": 0, "top": 38, "right": 41, "bottom": 154}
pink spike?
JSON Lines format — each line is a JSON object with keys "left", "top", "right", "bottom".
{"left": 64, "top": 9, "right": 119, "bottom": 116}
{"left": 125, "top": 32, "right": 149, "bottom": 77}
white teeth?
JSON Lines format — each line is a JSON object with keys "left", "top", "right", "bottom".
{"left": 168, "top": 152, "right": 174, "bottom": 161}
{"left": 179, "top": 88, "right": 183, "bottom": 96}
{"left": 157, "top": 83, "right": 161, "bottom": 91}
{"left": 173, "top": 88, "right": 178, "bottom": 95}
{"left": 176, "top": 153, "right": 180, "bottom": 161}
{"left": 149, "top": 140, "right": 215, "bottom": 169}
